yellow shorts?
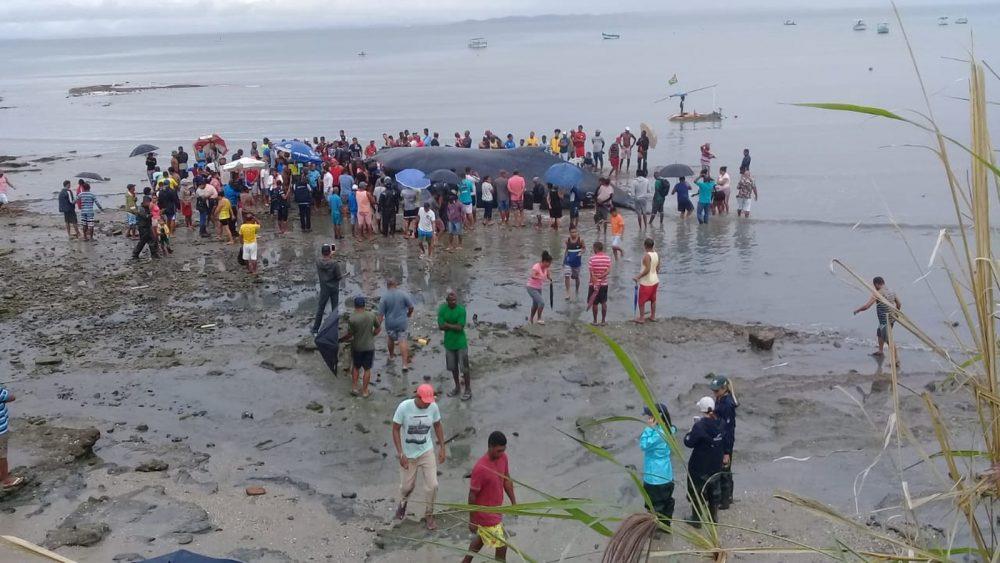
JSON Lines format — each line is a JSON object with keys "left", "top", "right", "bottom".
{"left": 476, "top": 523, "right": 506, "bottom": 549}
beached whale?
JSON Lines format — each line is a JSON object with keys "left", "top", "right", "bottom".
{"left": 375, "top": 146, "right": 633, "bottom": 209}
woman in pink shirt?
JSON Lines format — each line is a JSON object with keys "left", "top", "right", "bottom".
{"left": 526, "top": 251, "right": 553, "bottom": 325}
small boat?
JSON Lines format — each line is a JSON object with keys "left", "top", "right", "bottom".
{"left": 668, "top": 111, "right": 722, "bottom": 123}
{"left": 784, "top": 19, "right": 796, "bottom": 26}
{"left": 357, "top": 51, "right": 367, "bottom": 57}
{"left": 938, "top": 16, "right": 949, "bottom": 26}
{"left": 467, "top": 37, "right": 488, "bottom": 49}
{"left": 877, "top": 23, "right": 889, "bottom": 34}
{"left": 955, "top": 16, "right": 968, "bottom": 24}
{"left": 602, "top": 32, "right": 620, "bottom": 40}
{"left": 853, "top": 19, "right": 867, "bottom": 31}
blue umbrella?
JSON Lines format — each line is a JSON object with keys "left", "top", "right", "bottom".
{"left": 544, "top": 162, "right": 583, "bottom": 188}
{"left": 140, "top": 550, "right": 240, "bottom": 563}
{"left": 395, "top": 168, "right": 431, "bottom": 190}
{"left": 276, "top": 140, "right": 323, "bottom": 164}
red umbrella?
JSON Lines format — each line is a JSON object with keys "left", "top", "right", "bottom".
{"left": 193, "top": 134, "right": 228, "bottom": 155}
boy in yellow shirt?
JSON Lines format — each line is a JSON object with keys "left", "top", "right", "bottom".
{"left": 239, "top": 213, "right": 261, "bottom": 275}
{"left": 610, "top": 208, "right": 625, "bottom": 260}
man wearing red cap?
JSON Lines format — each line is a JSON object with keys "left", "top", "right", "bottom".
{"left": 392, "top": 384, "right": 447, "bottom": 530}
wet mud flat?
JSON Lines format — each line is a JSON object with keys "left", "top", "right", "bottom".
{"left": 0, "top": 207, "right": 966, "bottom": 561}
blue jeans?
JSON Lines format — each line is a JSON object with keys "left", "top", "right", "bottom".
{"left": 697, "top": 203, "right": 710, "bottom": 224}
{"left": 199, "top": 210, "right": 209, "bottom": 234}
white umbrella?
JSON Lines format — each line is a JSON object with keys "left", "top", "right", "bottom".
{"left": 222, "top": 157, "right": 267, "bottom": 172}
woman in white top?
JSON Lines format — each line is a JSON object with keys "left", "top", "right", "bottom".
{"left": 480, "top": 175, "right": 495, "bottom": 225}
{"left": 633, "top": 238, "right": 661, "bottom": 323}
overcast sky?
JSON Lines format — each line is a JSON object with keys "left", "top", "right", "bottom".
{"left": 0, "top": 0, "right": 986, "bottom": 39}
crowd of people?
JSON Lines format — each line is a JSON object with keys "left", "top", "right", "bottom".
{"left": 18, "top": 126, "right": 772, "bottom": 551}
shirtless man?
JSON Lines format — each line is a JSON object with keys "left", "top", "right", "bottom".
{"left": 618, "top": 127, "right": 637, "bottom": 173}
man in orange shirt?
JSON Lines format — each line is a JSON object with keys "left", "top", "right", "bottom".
{"left": 609, "top": 208, "right": 625, "bottom": 260}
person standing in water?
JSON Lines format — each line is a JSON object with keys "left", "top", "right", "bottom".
{"left": 526, "top": 251, "right": 553, "bottom": 325}
{"left": 416, "top": 201, "right": 436, "bottom": 258}
{"left": 735, "top": 169, "right": 758, "bottom": 218}
{"left": 652, "top": 175, "right": 670, "bottom": 226}
{"left": 563, "top": 227, "right": 585, "bottom": 301}
{"left": 633, "top": 238, "right": 661, "bottom": 323}
{"left": 853, "top": 276, "right": 902, "bottom": 360}
{"left": 693, "top": 170, "right": 715, "bottom": 225}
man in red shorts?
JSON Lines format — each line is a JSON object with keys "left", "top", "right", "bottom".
{"left": 633, "top": 238, "right": 661, "bottom": 323}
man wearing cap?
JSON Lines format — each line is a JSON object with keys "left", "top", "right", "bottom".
{"left": 639, "top": 403, "right": 676, "bottom": 528}
{"left": 392, "top": 384, "right": 446, "bottom": 531}
{"left": 312, "top": 244, "right": 344, "bottom": 335}
{"left": 710, "top": 376, "right": 738, "bottom": 509}
{"left": 438, "top": 290, "right": 471, "bottom": 400}
{"left": 339, "top": 296, "right": 381, "bottom": 398}
{"left": 684, "top": 396, "right": 724, "bottom": 527}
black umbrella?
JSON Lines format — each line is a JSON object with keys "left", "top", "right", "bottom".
{"left": 427, "top": 168, "right": 461, "bottom": 186}
{"left": 656, "top": 163, "right": 695, "bottom": 178}
{"left": 129, "top": 144, "right": 159, "bottom": 158}
{"left": 75, "top": 172, "right": 107, "bottom": 182}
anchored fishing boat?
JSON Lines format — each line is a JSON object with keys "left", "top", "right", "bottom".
{"left": 938, "top": 16, "right": 949, "bottom": 26}
{"left": 601, "top": 32, "right": 620, "bottom": 40}
{"left": 853, "top": 19, "right": 867, "bottom": 31}
{"left": 877, "top": 23, "right": 889, "bottom": 34}
{"left": 784, "top": 19, "right": 796, "bottom": 26}
{"left": 955, "top": 16, "right": 968, "bottom": 24}
{"left": 668, "top": 111, "right": 723, "bottom": 123}
{"left": 468, "top": 37, "right": 488, "bottom": 49}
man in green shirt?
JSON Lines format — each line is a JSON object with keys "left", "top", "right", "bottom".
{"left": 340, "top": 296, "right": 381, "bottom": 398}
{"left": 437, "top": 290, "right": 471, "bottom": 400}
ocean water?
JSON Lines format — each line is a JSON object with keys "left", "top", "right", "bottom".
{"left": 0, "top": 5, "right": 997, "bottom": 349}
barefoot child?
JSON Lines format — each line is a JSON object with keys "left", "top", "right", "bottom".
{"left": 0, "top": 383, "right": 24, "bottom": 490}
{"left": 610, "top": 208, "right": 625, "bottom": 260}
{"left": 526, "top": 251, "right": 553, "bottom": 324}
{"left": 125, "top": 184, "right": 139, "bottom": 239}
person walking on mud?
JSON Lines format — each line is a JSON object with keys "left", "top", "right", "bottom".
{"left": 438, "top": 290, "right": 471, "bottom": 400}
{"left": 853, "top": 276, "right": 902, "bottom": 361}
{"left": 131, "top": 196, "right": 160, "bottom": 260}
{"left": 639, "top": 403, "right": 676, "bottom": 529}
{"left": 526, "top": 251, "right": 553, "bottom": 325}
{"left": 0, "top": 381, "right": 24, "bottom": 490}
{"left": 684, "top": 396, "right": 724, "bottom": 528}
{"left": 58, "top": 180, "right": 80, "bottom": 239}
{"left": 462, "top": 431, "right": 517, "bottom": 563}
{"left": 392, "top": 384, "right": 446, "bottom": 531}
{"left": 633, "top": 238, "right": 661, "bottom": 323}
{"left": 312, "top": 244, "right": 344, "bottom": 335}
{"left": 709, "top": 375, "right": 738, "bottom": 510}
{"left": 340, "top": 296, "right": 381, "bottom": 398}
{"left": 587, "top": 241, "right": 612, "bottom": 325}
{"left": 378, "top": 277, "right": 415, "bottom": 372}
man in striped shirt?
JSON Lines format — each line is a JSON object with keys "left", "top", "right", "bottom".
{"left": 587, "top": 241, "right": 612, "bottom": 326}
{"left": 77, "top": 182, "right": 104, "bottom": 241}
{"left": 0, "top": 384, "right": 22, "bottom": 489}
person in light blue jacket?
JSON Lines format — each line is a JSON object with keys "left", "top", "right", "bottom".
{"left": 639, "top": 402, "right": 676, "bottom": 528}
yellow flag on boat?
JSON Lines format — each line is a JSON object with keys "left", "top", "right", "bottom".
{"left": 668, "top": 74, "right": 678, "bottom": 86}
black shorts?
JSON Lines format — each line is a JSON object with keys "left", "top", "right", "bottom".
{"left": 588, "top": 285, "right": 609, "bottom": 305}
{"left": 352, "top": 350, "right": 374, "bottom": 369}
{"left": 63, "top": 210, "right": 78, "bottom": 224}
{"left": 678, "top": 199, "right": 694, "bottom": 213}
{"left": 221, "top": 217, "right": 237, "bottom": 235}
{"left": 276, "top": 205, "right": 289, "bottom": 221}
{"left": 403, "top": 209, "right": 418, "bottom": 219}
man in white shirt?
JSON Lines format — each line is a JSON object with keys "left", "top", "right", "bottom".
{"left": 631, "top": 171, "right": 653, "bottom": 229}
{"left": 716, "top": 166, "right": 731, "bottom": 215}
{"left": 416, "top": 202, "right": 436, "bottom": 258}
{"left": 323, "top": 166, "right": 335, "bottom": 195}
